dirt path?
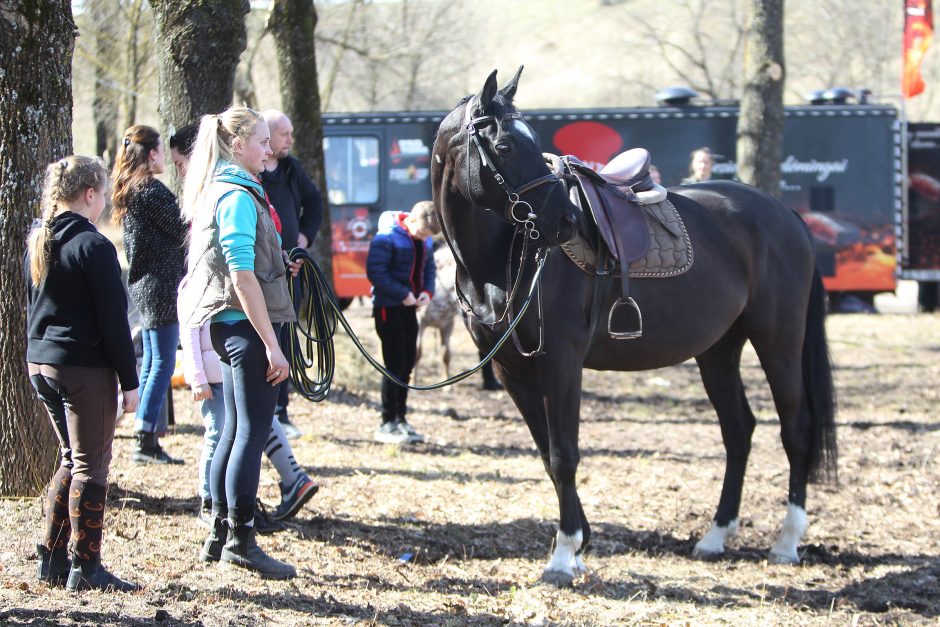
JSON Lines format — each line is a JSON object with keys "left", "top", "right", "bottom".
{"left": 1, "top": 308, "right": 938, "bottom": 626}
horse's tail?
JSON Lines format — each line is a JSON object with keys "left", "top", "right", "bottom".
{"left": 803, "top": 266, "right": 838, "bottom": 484}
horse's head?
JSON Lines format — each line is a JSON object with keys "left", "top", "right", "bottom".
{"left": 432, "top": 67, "right": 579, "bottom": 246}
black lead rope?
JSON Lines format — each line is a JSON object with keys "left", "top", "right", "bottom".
{"left": 285, "top": 247, "right": 549, "bottom": 402}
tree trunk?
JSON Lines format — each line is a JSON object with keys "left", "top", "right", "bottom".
{"left": 0, "top": 0, "right": 74, "bottom": 496}
{"left": 269, "top": 0, "right": 333, "bottom": 286}
{"left": 90, "top": 0, "right": 119, "bottom": 167}
{"left": 150, "top": 0, "right": 249, "bottom": 134}
{"left": 735, "top": 0, "right": 785, "bottom": 198}
{"left": 120, "top": 0, "right": 149, "bottom": 135}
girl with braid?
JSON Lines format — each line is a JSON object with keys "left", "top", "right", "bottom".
{"left": 26, "top": 156, "right": 140, "bottom": 592}
{"left": 112, "top": 125, "right": 188, "bottom": 465}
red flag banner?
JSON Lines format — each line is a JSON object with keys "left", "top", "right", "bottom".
{"left": 903, "top": 0, "right": 934, "bottom": 98}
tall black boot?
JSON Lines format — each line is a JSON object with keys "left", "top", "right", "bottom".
{"left": 133, "top": 431, "right": 183, "bottom": 465}
{"left": 200, "top": 516, "right": 227, "bottom": 563}
{"left": 65, "top": 480, "right": 138, "bottom": 592}
{"left": 66, "top": 555, "right": 139, "bottom": 592}
{"left": 220, "top": 524, "right": 296, "bottom": 579}
{"left": 36, "top": 544, "right": 70, "bottom": 585}
{"left": 38, "top": 467, "right": 71, "bottom": 585}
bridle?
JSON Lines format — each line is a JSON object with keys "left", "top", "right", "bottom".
{"left": 455, "top": 107, "right": 565, "bottom": 356}
{"left": 465, "top": 110, "right": 562, "bottom": 241}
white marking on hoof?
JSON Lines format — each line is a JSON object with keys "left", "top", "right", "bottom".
{"left": 769, "top": 503, "right": 808, "bottom": 564}
{"left": 543, "top": 529, "right": 583, "bottom": 580}
{"left": 693, "top": 518, "right": 738, "bottom": 558}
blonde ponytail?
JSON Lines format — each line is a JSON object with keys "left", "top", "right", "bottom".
{"left": 29, "top": 156, "right": 108, "bottom": 286}
{"left": 181, "top": 108, "right": 263, "bottom": 224}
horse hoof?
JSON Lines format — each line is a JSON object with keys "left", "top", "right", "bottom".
{"left": 768, "top": 550, "right": 800, "bottom": 565}
{"left": 691, "top": 547, "right": 724, "bottom": 562}
{"left": 539, "top": 569, "right": 575, "bottom": 588}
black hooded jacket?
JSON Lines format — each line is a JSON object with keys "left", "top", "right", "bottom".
{"left": 25, "top": 211, "right": 139, "bottom": 391}
{"left": 259, "top": 155, "right": 323, "bottom": 251}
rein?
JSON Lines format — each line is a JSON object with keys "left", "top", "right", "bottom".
{"left": 453, "top": 109, "right": 564, "bottom": 355}
{"left": 285, "top": 247, "right": 550, "bottom": 400}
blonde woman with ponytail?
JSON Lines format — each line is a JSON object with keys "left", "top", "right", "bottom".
{"left": 25, "top": 156, "right": 140, "bottom": 592}
{"left": 112, "top": 124, "right": 188, "bottom": 465}
{"left": 178, "top": 107, "right": 301, "bottom": 580}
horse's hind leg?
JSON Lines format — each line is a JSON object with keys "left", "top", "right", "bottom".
{"left": 693, "top": 328, "right": 755, "bottom": 559}
{"left": 499, "top": 364, "right": 589, "bottom": 586}
{"left": 749, "top": 331, "right": 811, "bottom": 564}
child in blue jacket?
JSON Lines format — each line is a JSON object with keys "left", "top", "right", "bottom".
{"left": 366, "top": 201, "right": 440, "bottom": 443}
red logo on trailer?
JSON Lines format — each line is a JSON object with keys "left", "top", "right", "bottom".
{"left": 553, "top": 121, "right": 623, "bottom": 170}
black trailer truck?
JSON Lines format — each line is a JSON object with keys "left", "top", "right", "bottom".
{"left": 322, "top": 101, "right": 902, "bottom": 304}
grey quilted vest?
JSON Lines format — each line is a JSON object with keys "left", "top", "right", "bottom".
{"left": 179, "top": 182, "right": 296, "bottom": 328}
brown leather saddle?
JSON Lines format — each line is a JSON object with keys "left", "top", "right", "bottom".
{"left": 552, "top": 148, "right": 684, "bottom": 339}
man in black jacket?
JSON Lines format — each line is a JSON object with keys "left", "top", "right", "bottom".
{"left": 260, "top": 109, "right": 324, "bottom": 439}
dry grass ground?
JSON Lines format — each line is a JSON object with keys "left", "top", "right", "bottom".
{"left": 0, "top": 306, "right": 938, "bottom": 626}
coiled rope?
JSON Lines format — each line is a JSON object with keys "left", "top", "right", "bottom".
{"left": 285, "top": 247, "right": 547, "bottom": 402}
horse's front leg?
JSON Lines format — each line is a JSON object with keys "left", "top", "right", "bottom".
{"left": 498, "top": 361, "right": 589, "bottom": 587}
{"left": 540, "top": 358, "right": 588, "bottom": 586}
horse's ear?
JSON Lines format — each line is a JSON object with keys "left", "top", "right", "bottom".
{"left": 474, "top": 69, "right": 499, "bottom": 116}
{"left": 499, "top": 65, "right": 524, "bottom": 102}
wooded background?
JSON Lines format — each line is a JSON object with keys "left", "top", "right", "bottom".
{"left": 71, "top": 0, "right": 938, "bottom": 160}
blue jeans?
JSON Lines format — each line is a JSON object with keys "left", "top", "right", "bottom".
{"left": 209, "top": 320, "right": 280, "bottom": 523}
{"left": 135, "top": 325, "right": 180, "bottom": 433}
{"left": 199, "top": 383, "right": 225, "bottom": 502}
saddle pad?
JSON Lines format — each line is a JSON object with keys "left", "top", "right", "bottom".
{"left": 561, "top": 198, "right": 693, "bottom": 278}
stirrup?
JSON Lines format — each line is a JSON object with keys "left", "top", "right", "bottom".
{"left": 608, "top": 297, "right": 642, "bottom": 339}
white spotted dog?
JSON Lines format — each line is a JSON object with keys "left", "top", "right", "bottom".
{"left": 415, "top": 246, "right": 459, "bottom": 381}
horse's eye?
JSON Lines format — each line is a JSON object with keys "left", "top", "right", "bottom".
{"left": 495, "top": 143, "right": 511, "bottom": 154}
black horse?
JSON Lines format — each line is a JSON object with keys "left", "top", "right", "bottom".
{"left": 431, "top": 68, "right": 836, "bottom": 586}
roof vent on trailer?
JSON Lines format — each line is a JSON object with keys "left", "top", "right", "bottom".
{"left": 806, "top": 87, "right": 864, "bottom": 105}
{"left": 655, "top": 85, "right": 699, "bottom": 107}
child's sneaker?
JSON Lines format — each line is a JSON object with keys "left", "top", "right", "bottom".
{"left": 374, "top": 420, "right": 410, "bottom": 444}
{"left": 397, "top": 418, "right": 425, "bottom": 443}
{"left": 272, "top": 475, "right": 319, "bottom": 521}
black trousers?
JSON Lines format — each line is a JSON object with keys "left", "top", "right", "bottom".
{"left": 275, "top": 275, "right": 303, "bottom": 423}
{"left": 209, "top": 320, "right": 281, "bottom": 523}
{"left": 373, "top": 304, "right": 418, "bottom": 423}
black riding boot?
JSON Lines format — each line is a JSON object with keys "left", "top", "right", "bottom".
{"left": 36, "top": 544, "right": 70, "bottom": 585}
{"left": 66, "top": 555, "right": 139, "bottom": 592}
{"left": 133, "top": 431, "right": 183, "bottom": 465}
{"left": 64, "top": 480, "right": 139, "bottom": 592}
{"left": 220, "top": 524, "right": 296, "bottom": 579}
{"left": 38, "top": 466, "right": 71, "bottom": 585}
{"left": 200, "top": 516, "right": 228, "bottom": 563}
